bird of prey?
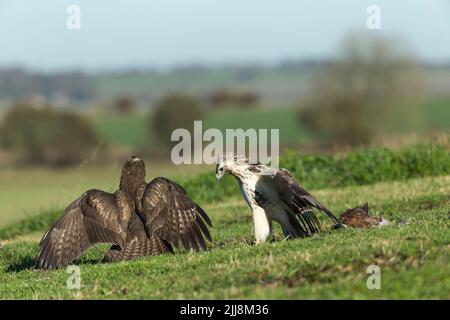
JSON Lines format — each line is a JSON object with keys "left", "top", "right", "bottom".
{"left": 36, "top": 156, "right": 212, "bottom": 269}
{"left": 215, "top": 154, "right": 342, "bottom": 244}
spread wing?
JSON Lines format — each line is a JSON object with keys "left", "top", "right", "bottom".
{"left": 103, "top": 213, "right": 173, "bottom": 262}
{"left": 261, "top": 169, "right": 341, "bottom": 234}
{"left": 138, "top": 177, "right": 212, "bottom": 251}
{"left": 36, "top": 190, "right": 131, "bottom": 269}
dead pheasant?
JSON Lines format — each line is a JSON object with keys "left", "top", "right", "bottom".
{"left": 339, "top": 203, "right": 389, "bottom": 228}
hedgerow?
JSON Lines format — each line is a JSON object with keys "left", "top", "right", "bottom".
{"left": 181, "top": 143, "right": 450, "bottom": 203}
{"left": 0, "top": 143, "right": 448, "bottom": 240}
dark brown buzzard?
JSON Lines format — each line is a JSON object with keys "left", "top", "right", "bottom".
{"left": 36, "top": 157, "right": 212, "bottom": 269}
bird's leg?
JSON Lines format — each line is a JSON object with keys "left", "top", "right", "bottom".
{"left": 268, "top": 218, "right": 274, "bottom": 241}
{"left": 252, "top": 206, "right": 271, "bottom": 244}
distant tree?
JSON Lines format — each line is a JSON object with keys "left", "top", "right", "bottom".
{"left": 114, "top": 95, "right": 136, "bottom": 115}
{"left": 209, "top": 89, "right": 233, "bottom": 107}
{"left": 0, "top": 103, "right": 101, "bottom": 166}
{"left": 297, "top": 33, "right": 424, "bottom": 147}
{"left": 209, "top": 88, "right": 260, "bottom": 109}
{"left": 150, "top": 93, "right": 205, "bottom": 148}
{"left": 237, "top": 91, "right": 259, "bottom": 108}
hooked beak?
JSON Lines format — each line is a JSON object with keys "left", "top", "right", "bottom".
{"left": 216, "top": 173, "right": 223, "bottom": 181}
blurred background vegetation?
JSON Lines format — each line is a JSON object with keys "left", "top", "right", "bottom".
{"left": 1, "top": 32, "right": 447, "bottom": 166}
{"left": 0, "top": 1, "right": 449, "bottom": 224}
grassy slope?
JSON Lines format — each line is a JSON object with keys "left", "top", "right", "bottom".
{"left": 0, "top": 175, "right": 448, "bottom": 299}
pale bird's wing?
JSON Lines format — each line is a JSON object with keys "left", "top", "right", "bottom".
{"left": 262, "top": 168, "right": 341, "bottom": 234}
{"left": 36, "top": 190, "right": 130, "bottom": 269}
{"left": 138, "top": 177, "right": 212, "bottom": 251}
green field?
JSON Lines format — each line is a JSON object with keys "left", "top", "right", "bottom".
{"left": 93, "top": 107, "right": 311, "bottom": 148}
{"left": 94, "top": 114, "right": 149, "bottom": 148}
{"left": 0, "top": 173, "right": 448, "bottom": 299}
{"left": 93, "top": 98, "right": 450, "bottom": 148}
{"left": 0, "top": 163, "right": 208, "bottom": 227}
{"left": 205, "top": 107, "right": 312, "bottom": 146}
{"left": 422, "top": 98, "right": 450, "bottom": 130}
{"left": 0, "top": 143, "right": 448, "bottom": 299}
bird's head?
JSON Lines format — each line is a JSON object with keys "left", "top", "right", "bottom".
{"left": 120, "top": 156, "right": 146, "bottom": 193}
{"left": 215, "top": 153, "right": 251, "bottom": 181}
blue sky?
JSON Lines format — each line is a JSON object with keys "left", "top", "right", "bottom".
{"left": 0, "top": 0, "right": 449, "bottom": 71}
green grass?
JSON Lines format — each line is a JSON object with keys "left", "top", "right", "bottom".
{"left": 94, "top": 114, "right": 149, "bottom": 148}
{"left": 92, "top": 98, "right": 450, "bottom": 149}
{"left": 0, "top": 165, "right": 119, "bottom": 227}
{"left": 204, "top": 107, "right": 312, "bottom": 146}
{"left": 0, "top": 143, "right": 448, "bottom": 299}
{"left": 422, "top": 98, "right": 450, "bottom": 130}
{"left": 0, "top": 174, "right": 448, "bottom": 299}
{"left": 93, "top": 107, "right": 311, "bottom": 148}
{"left": 180, "top": 143, "right": 450, "bottom": 203}
{"left": 0, "top": 162, "right": 208, "bottom": 227}
{"left": 0, "top": 142, "right": 447, "bottom": 234}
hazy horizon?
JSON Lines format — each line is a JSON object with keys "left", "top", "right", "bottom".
{"left": 0, "top": 0, "right": 449, "bottom": 72}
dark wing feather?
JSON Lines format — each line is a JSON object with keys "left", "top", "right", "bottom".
{"left": 36, "top": 190, "right": 130, "bottom": 269}
{"left": 138, "top": 177, "right": 212, "bottom": 251}
{"left": 103, "top": 213, "right": 173, "bottom": 262}
{"left": 265, "top": 169, "right": 341, "bottom": 234}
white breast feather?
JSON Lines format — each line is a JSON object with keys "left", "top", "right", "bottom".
{"left": 238, "top": 173, "right": 259, "bottom": 208}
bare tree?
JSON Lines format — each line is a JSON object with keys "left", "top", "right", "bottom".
{"left": 150, "top": 93, "right": 205, "bottom": 149}
{"left": 298, "top": 33, "right": 424, "bottom": 147}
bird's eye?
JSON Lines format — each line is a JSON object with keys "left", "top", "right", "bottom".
{"left": 220, "top": 167, "right": 224, "bottom": 172}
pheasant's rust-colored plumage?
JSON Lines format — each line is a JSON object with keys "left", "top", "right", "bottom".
{"left": 339, "top": 203, "right": 388, "bottom": 228}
